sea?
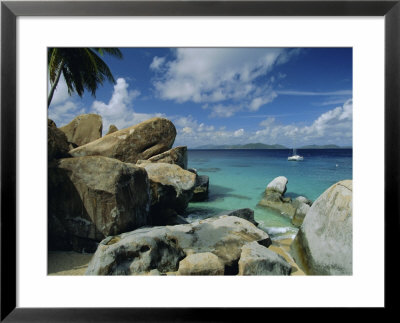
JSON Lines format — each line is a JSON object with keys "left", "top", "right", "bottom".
{"left": 185, "top": 149, "right": 353, "bottom": 241}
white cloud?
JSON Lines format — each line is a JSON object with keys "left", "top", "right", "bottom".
{"left": 208, "top": 104, "right": 242, "bottom": 118}
{"left": 182, "top": 127, "right": 193, "bottom": 134}
{"left": 172, "top": 116, "right": 216, "bottom": 136}
{"left": 172, "top": 115, "right": 199, "bottom": 129}
{"left": 150, "top": 56, "right": 166, "bottom": 71}
{"left": 91, "top": 78, "right": 164, "bottom": 133}
{"left": 48, "top": 101, "right": 86, "bottom": 127}
{"left": 173, "top": 98, "right": 350, "bottom": 146}
{"left": 48, "top": 75, "right": 70, "bottom": 106}
{"left": 175, "top": 126, "right": 246, "bottom": 147}
{"left": 152, "top": 48, "right": 297, "bottom": 117}
{"left": 251, "top": 99, "right": 353, "bottom": 146}
{"left": 48, "top": 75, "right": 88, "bottom": 126}
{"left": 260, "top": 117, "right": 276, "bottom": 128}
{"left": 198, "top": 123, "right": 214, "bottom": 132}
{"left": 234, "top": 129, "right": 245, "bottom": 137}
{"left": 249, "top": 92, "right": 278, "bottom": 111}
{"left": 172, "top": 115, "right": 244, "bottom": 147}
{"left": 277, "top": 90, "right": 352, "bottom": 96}
{"left": 318, "top": 98, "right": 349, "bottom": 106}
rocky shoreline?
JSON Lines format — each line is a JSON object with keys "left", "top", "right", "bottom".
{"left": 48, "top": 114, "right": 352, "bottom": 275}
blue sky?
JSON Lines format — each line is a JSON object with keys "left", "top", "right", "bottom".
{"left": 48, "top": 47, "right": 352, "bottom": 148}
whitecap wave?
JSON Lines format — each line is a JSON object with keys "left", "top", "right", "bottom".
{"left": 185, "top": 213, "right": 210, "bottom": 223}
{"left": 263, "top": 226, "right": 298, "bottom": 236}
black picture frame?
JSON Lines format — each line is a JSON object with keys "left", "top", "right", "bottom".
{"left": 1, "top": 0, "right": 398, "bottom": 321}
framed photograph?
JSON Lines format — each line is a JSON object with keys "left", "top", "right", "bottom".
{"left": 1, "top": 0, "right": 397, "bottom": 320}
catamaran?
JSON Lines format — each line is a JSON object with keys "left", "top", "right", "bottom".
{"left": 288, "top": 148, "right": 304, "bottom": 161}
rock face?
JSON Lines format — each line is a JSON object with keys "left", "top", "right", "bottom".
{"left": 60, "top": 114, "right": 103, "bottom": 147}
{"left": 137, "top": 146, "right": 188, "bottom": 169}
{"left": 291, "top": 202, "right": 310, "bottom": 227}
{"left": 139, "top": 162, "right": 197, "bottom": 223}
{"left": 86, "top": 226, "right": 186, "bottom": 275}
{"left": 85, "top": 215, "right": 280, "bottom": 275}
{"left": 190, "top": 175, "right": 209, "bottom": 202}
{"left": 258, "top": 176, "right": 297, "bottom": 218}
{"left": 48, "top": 156, "right": 150, "bottom": 252}
{"left": 238, "top": 241, "right": 292, "bottom": 275}
{"left": 69, "top": 117, "right": 176, "bottom": 164}
{"left": 266, "top": 176, "right": 288, "bottom": 195}
{"left": 48, "top": 119, "right": 70, "bottom": 161}
{"left": 226, "top": 208, "right": 258, "bottom": 226}
{"left": 258, "top": 176, "right": 313, "bottom": 222}
{"left": 295, "top": 196, "right": 312, "bottom": 206}
{"left": 178, "top": 252, "right": 225, "bottom": 275}
{"left": 106, "top": 124, "right": 118, "bottom": 135}
{"left": 290, "top": 180, "right": 353, "bottom": 275}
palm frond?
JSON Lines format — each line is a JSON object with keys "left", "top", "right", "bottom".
{"left": 48, "top": 48, "right": 63, "bottom": 84}
{"left": 47, "top": 47, "right": 123, "bottom": 105}
{"left": 92, "top": 48, "right": 123, "bottom": 59}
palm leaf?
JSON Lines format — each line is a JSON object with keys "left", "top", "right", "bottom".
{"left": 47, "top": 47, "right": 123, "bottom": 106}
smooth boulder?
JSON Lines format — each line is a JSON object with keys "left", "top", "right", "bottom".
{"left": 295, "top": 196, "right": 313, "bottom": 206}
{"left": 266, "top": 176, "right": 288, "bottom": 195}
{"left": 226, "top": 208, "right": 258, "bottom": 226}
{"left": 291, "top": 202, "right": 310, "bottom": 227}
{"left": 137, "top": 146, "right": 188, "bottom": 169}
{"left": 48, "top": 119, "right": 70, "bottom": 161}
{"left": 69, "top": 117, "right": 176, "bottom": 163}
{"left": 86, "top": 215, "right": 272, "bottom": 275}
{"left": 48, "top": 156, "right": 150, "bottom": 252}
{"left": 178, "top": 252, "right": 225, "bottom": 275}
{"left": 140, "top": 162, "right": 196, "bottom": 222}
{"left": 258, "top": 176, "right": 296, "bottom": 218}
{"left": 60, "top": 114, "right": 103, "bottom": 147}
{"left": 290, "top": 180, "right": 353, "bottom": 275}
{"left": 238, "top": 241, "right": 292, "bottom": 275}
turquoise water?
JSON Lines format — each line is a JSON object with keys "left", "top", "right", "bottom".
{"left": 185, "top": 149, "right": 352, "bottom": 237}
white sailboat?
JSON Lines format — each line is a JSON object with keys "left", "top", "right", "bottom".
{"left": 288, "top": 148, "right": 304, "bottom": 161}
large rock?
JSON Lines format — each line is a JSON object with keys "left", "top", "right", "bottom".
{"left": 139, "top": 162, "right": 197, "bottom": 223}
{"left": 295, "top": 196, "right": 312, "bottom": 206}
{"left": 226, "top": 208, "right": 258, "bottom": 226}
{"left": 190, "top": 175, "right": 209, "bottom": 202}
{"left": 290, "top": 180, "right": 353, "bottom": 275}
{"left": 238, "top": 241, "right": 292, "bottom": 275}
{"left": 268, "top": 243, "right": 305, "bottom": 276}
{"left": 266, "top": 176, "right": 288, "bottom": 195}
{"left": 106, "top": 124, "right": 118, "bottom": 135}
{"left": 291, "top": 202, "right": 310, "bottom": 227}
{"left": 48, "top": 156, "right": 150, "bottom": 252}
{"left": 178, "top": 252, "right": 224, "bottom": 275}
{"left": 60, "top": 114, "right": 103, "bottom": 147}
{"left": 137, "top": 146, "right": 188, "bottom": 169}
{"left": 258, "top": 176, "right": 296, "bottom": 218}
{"left": 69, "top": 117, "right": 176, "bottom": 163}
{"left": 89, "top": 227, "right": 186, "bottom": 275}
{"left": 85, "top": 215, "right": 273, "bottom": 275}
{"left": 48, "top": 119, "right": 70, "bottom": 161}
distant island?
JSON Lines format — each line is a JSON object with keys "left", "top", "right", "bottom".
{"left": 192, "top": 143, "right": 352, "bottom": 150}
{"left": 298, "top": 144, "right": 352, "bottom": 149}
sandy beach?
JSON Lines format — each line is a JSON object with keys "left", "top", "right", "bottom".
{"left": 48, "top": 251, "right": 94, "bottom": 275}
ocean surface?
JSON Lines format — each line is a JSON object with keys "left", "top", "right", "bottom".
{"left": 185, "top": 149, "right": 352, "bottom": 240}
